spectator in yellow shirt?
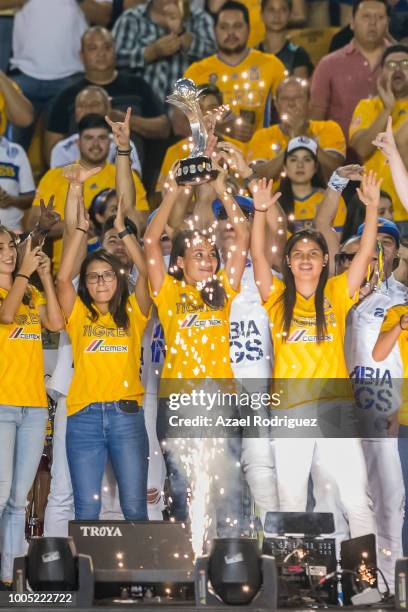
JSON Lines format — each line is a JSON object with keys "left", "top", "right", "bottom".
{"left": 26, "top": 113, "right": 149, "bottom": 272}
{"left": 184, "top": 1, "right": 285, "bottom": 145}
{"left": 277, "top": 136, "right": 347, "bottom": 233}
{"left": 0, "top": 71, "right": 33, "bottom": 134}
{"left": 247, "top": 76, "right": 346, "bottom": 182}
{"left": 350, "top": 45, "right": 408, "bottom": 230}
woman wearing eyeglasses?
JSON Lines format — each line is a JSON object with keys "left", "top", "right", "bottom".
{"left": 56, "top": 175, "right": 151, "bottom": 521}
{"left": 251, "top": 172, "right": 381, "bottom": 539}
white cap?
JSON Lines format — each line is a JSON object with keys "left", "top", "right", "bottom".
{"left": 286, "top": 136, "right": 317, "bottom": 157}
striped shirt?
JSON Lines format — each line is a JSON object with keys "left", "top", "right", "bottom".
{"left": 112, "top": 1, "right": 216, "bottom": 103}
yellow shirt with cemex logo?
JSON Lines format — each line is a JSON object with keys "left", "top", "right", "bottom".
{"left": 32, "top": 162, "right": 149, "bottom": 271}
{"left": 151, "top": 271, "right": 237, "bottom": 380}
{"left": 184, "top": 50, "right": 285, "bottom": 133}
{"left": 0, "top": 285, "right": 47, "bottom": 407}
{"left": 66, "top": 294, "right": 148, "bottom": 416}
{"left": 292, "top": 189, "right": 347, "bottom": 233}
{"left": 379, "top": 304, "right": 408, "bottom": 425}
{"left": 349, "top": 97, "right": 408, "bottom": 222}
{"left": 264, "top": 272, "right": 357, "bottom": 387}
{"left": 247, "top": 120, "right": 346, "bottom": 162}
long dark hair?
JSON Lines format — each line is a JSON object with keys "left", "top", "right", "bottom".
{"left": 168, "top": 230, "right": 226, "bottom": 310}
{"left": 281, "top": 229, "right": 329, "bottom": 343}
{"left": 78, "top": 249, "right": 130, "bottom": 328}
{"left": 0, "top": 226, "right": 33, "bottom": 306}
{"left": 279, "top": 150, "right": 325, "bottom": 232}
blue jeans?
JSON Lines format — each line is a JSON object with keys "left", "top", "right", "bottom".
{"left": 10, "top": 71, "right": 80, "bottom": 150}
{"left": 66, "top": 402, "right": 149, "bottom": 521}
{"left": 398, "top": 425, "right": 408, "bottom": 554}
{"left": 0, "top": 406, "right": 48, "bottom": 581}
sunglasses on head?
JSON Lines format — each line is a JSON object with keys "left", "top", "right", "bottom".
{"left": 215, "top": 206, "right": 254, "bottom": 221}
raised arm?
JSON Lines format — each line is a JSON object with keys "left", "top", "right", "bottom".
{"left": 346, "top": 171, "right": 381, "bottom": 297}
{"left": 250, "top": 178, "right": 282, "bottom": 302}
{"left": 0, "top": 237, "right": 41, "bottom": 325}
{"left": 314, "top": 164, "right": 364, "bottom": 275}
{"left": 144, "top": 165, "right": 180, "bottom": 295}
{"left": 373, "top": 312, "right": 408, "bottom": 361}
{"left": 373, "top": 116, "right": 408, "bottom": 213}
{"left": 36, "top": 252, "right": 64, "bottom": 331}
{"left": 211, "top": 156, "right": 250, "bottom": 292}
{"left": 106, "top": 107, "right": 136, "bottom": 217}
{"left": 113, "top": 198, "right": 151, "bottom": 317}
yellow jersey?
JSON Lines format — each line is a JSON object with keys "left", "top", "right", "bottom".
{"left": 247, "top": 120, "right": 346, "bottom": 162}
{"left": 66, "top": 294, "right": 148, "bottom": 416}
{"left": 350, "top": 97, "right": 408, "bottom": 222}
{"left": 290, "top": 188, "right": 346, "bottom": 233}
{"left": 0, "top": 285, "right": 47, "bottom": 407}
{"left": 152, "top": 271, "right": 237, "bottom": 380}
{"left": 184, "top": 50, "right": 285, "bottom": 132}
{"left": 379, "top": 304, "right": 408, "bottom": 425}
{"left": 264, "top": 272, "right": 357, "bottom": 381}
{"left": 32, "top": 163, "right": 149, "bottom": 271}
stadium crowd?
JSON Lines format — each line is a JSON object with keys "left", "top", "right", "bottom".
{"left": 0, "top": 0, "right": 408, "bottom": 598}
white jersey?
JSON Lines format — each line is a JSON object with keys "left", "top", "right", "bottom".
{"left": 229, "top": 259, "right": 272, "bottom": 380}
{"left": 0, "top": 136, "right": 35, "bottom": 230}
{"left": 345, "top": 274, "right": 408, "bottom": 417}
{"left": 140, "top": 255, "right": 169, "bottom": 395}
{"left": 50, "top": 134, "right": 142, "bottom": 176}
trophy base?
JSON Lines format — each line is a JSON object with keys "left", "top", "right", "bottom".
{"left": 175, "top": 156, "right": 217, "bottom": 185}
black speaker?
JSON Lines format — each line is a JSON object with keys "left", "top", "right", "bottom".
{"left": 69, "top": 520, "right": 194, "bottom": 599}
{"left": 26, "top": 537, "right": 77, "bottom": 591}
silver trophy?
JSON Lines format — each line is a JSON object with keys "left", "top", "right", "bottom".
{"left": 167, "top": 78, "right": 217, "bottom": 185}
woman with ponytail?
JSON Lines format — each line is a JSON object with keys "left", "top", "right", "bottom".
{"left": 251, "top": 173, "right": 381, "bottom": 539}
{"left": 144, "top": 155, "right": 249, "bottom": 520}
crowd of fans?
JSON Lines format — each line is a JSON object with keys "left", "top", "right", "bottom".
{"left": 0, "top": 0, "right": 408, "bottom": 600}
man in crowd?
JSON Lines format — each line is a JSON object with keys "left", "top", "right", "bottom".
{"left": 310, "top": 0, "right": 389, "bottom": 137}
{"left": 0, "top": 116, "right": 35, "bottom": 232}
{"left": 350, "top": 45, "right": 408, "bottom": 234}
{"left": 9, "top": 0, "right": 92, "bottom": 150}
{"left": 45, "top": 26, "right": 169, "bottom": 162}
{"left": 50, "top": 85, "right": 141, "bottom": 175}
{"left": 184, "top": 1, "right": 285, "bottom": 145}
{"left": 247, "top": 76, "right": 346, "bottom": 181}
{"left": 26, "top": 113, "right": 149, "bottom": 272}
{"left": 258, "top": 0, "right": 313, "bottom": 78}
{"left": 112, "top": 0, "right": 216, "bottom": 103}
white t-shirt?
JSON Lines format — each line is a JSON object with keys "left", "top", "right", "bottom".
{"left": 345, "top": 274, "right": 408, "bottom": 418}
{"left": 50, "top": 134, "right": 142, "bottom": 176}
{"left": 229, "top": 259, "right": 273, "bottom": 381}
{"left": 0, "top": 136, "right": 35, "bottom": 231}
{"left": 11, "top": 0, "right": 87, "bottom": 79}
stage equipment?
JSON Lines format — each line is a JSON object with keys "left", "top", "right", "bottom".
{"left": 262, "top": 512, "right": 337, "bottom": 606}
{"left": 340, "top": 534, "right": 379, "bottom": 604}
{"left": 69, "top": 520, "right": 195, "bottom": 600}
{"left": 194, "top": 537, "right": 278, "bottom": 608}
{"left": 395, "top": 558, "right": 408, "bottom": 609}
{"left": 8, "top": 537, "right": 94, "bottom": 607}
